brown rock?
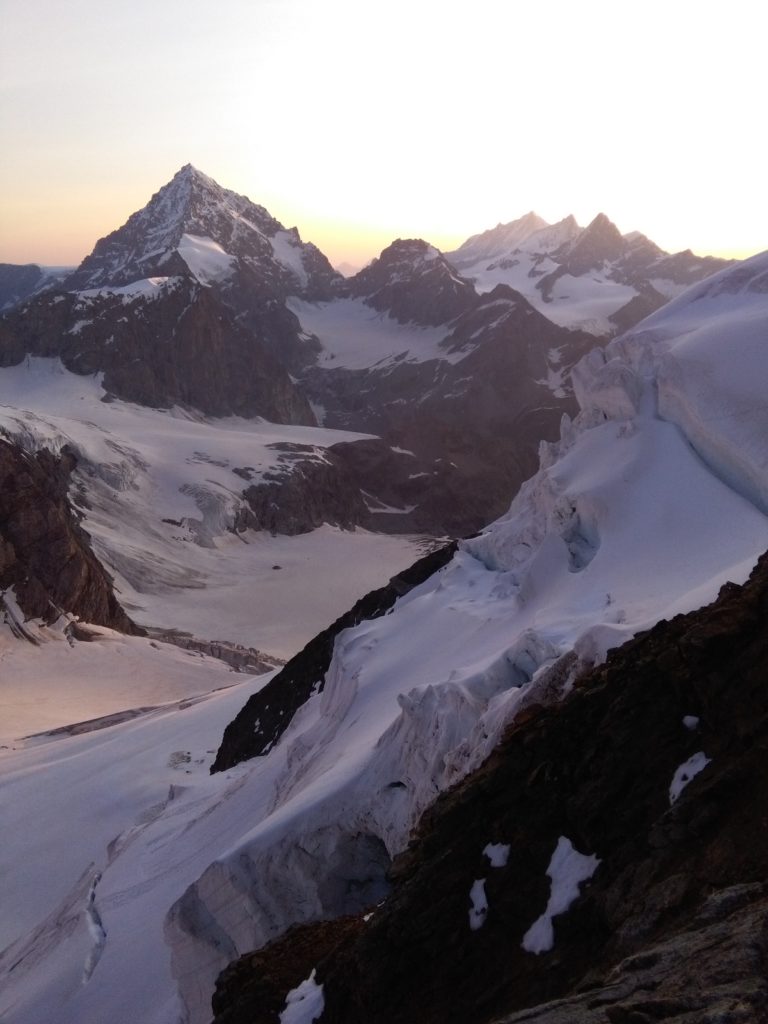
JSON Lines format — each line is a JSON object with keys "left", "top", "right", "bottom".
{"left": 0, "top": 440, "right": 137, "bottom": 632}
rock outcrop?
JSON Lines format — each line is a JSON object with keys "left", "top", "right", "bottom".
{"left": 347, "top": 238, "right": 478, "bottom": 325}
{"left": 211, "top": 549, "right": 768, "bottom": 1023}
{"left": 0, "top": 440, "right": 136, "bottom": 632}
{"left": 0, "top": 263, "right": 45, "bottom": 312}
{"left": 1, "top": 280, "right": 315, "bottom": 422}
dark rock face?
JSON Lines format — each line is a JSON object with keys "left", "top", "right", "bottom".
{"left": 236, "top": 443, "right": 370, "bottom": 535}
{"left": 348, "top": 239, "right": 479, "bottom": 326}
{"left": 0, "top": 440, "right": 136, "bottom": 632}
{"left": 559, "top": 212, "right": 626, "bottom": 274}
{"left": 235, "top": 437, "right": 485, "bottom": 539}
{"left": 303, "top": 287, "right": 599, "bottom": 535}
{"left": 211, "top": 542, "right": 457, "bottom": 772}
{"left": 1, "top": 280, "right": 315, "bottom": 422}
{"left": 212, "top": 551, "right": 768, "bottom": 1024}
{"left": 212, "top": 917, "right": 361, "bottom": 1024}
{"left": 0, "top": 263, "right": 45, "bottom": 312}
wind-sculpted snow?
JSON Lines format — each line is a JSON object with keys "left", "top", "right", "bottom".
{"left": 612, "top": 250, "right": 768, "bottom": 514}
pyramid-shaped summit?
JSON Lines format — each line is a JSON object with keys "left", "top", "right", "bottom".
{"left": 65, "top": 165, "right": 339, "bottom": 297}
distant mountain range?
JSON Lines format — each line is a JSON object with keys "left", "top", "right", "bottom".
{"left": 0, "top": 166, "right": 731, "bottom": 537}
{"left": 447, "top": 210, "right": 729, "bottom": 334}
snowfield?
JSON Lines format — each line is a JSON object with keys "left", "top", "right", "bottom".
{"left": 2, "top": 252, "right": 768, "bottom": 1024}
{"left": 288, "top": 296, "right": 462, "bottom": 369}
{"left": 0, "top": 358, "right": 426, "bottom": 658}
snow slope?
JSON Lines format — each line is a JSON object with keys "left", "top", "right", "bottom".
{"left": 2, "top": 254, "right": 768, "bottom": 1024}
{"left": 288, "top": 296, "right": 462, "bottom": 369}
{"left": 461, "top": 252, "right": 638, "bottom": 334}
{"left": 0, "top": 359, "right": 425, "bottom": 658}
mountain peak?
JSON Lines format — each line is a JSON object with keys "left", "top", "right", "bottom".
{"left": 65, "top": 168, "right": 291, "bottom": 290}
{"left": 349, "top": 238, "right": 478, "bottom": 326}
{"left": 562, "top": 212, "right": 625, "bottom": 271}
{"left": 449, "top": 212, "right": 550, "bottom": 265}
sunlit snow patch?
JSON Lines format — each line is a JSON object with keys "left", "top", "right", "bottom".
{"left": 522, "top": 836, "right": 600, "bottom": 954}
{"left": 271, "top": 230, "right": 309, "bottom": 288}
{"left": 669, "top": 750, "right": 711, "bottom": 805}
{"left": 279, "top": 968, "right": 325, "bottom": 1024}
{"left": 178, "top": 234, "right": 235, "bottom": 284}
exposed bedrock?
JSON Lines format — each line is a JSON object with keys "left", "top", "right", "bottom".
{"left": 0, "top": 439, "right": 137, "bottom": 632}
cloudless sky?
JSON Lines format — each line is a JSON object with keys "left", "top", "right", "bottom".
{"left": 0, "top": 0, "right": 765, "bottom": 268}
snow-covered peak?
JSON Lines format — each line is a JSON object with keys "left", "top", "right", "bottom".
{"left": 64, "top": 167, "right": 337, "bottom": 296}
{"left": 518, "top": 214, "right": 582, "bottom": 255}
{"left": 449, "top": 212, "right": 549, "bottom": 266}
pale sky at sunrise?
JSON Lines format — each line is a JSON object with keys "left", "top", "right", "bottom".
{"left": 0, "top": 0, "right": 765, "bottom": 270}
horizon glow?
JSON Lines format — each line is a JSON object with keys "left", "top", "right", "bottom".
{"left": 1, "top": 0, "right": 765, "bottom": 269}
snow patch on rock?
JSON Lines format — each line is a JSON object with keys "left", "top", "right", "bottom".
{"left": 522, "top": 837, "right": 600, "bottom": 954}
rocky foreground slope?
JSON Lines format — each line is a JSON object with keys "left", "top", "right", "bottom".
{"left": 213, "top": 547, "right": 768, "bottom": 1024}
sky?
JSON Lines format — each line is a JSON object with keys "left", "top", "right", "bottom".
{"left": 0, "top": 0, "right": 765, "bottom": 270}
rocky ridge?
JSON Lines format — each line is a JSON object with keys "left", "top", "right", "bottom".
{"left": 0, "top": 279, "right": 315, "bottom": 420}
{"left": 301, "top": 284, "right": 598, "bottom": 533}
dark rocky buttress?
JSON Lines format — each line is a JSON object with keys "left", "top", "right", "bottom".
{"left": 0, "top": 440, "right": 137, "bottom": 633}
